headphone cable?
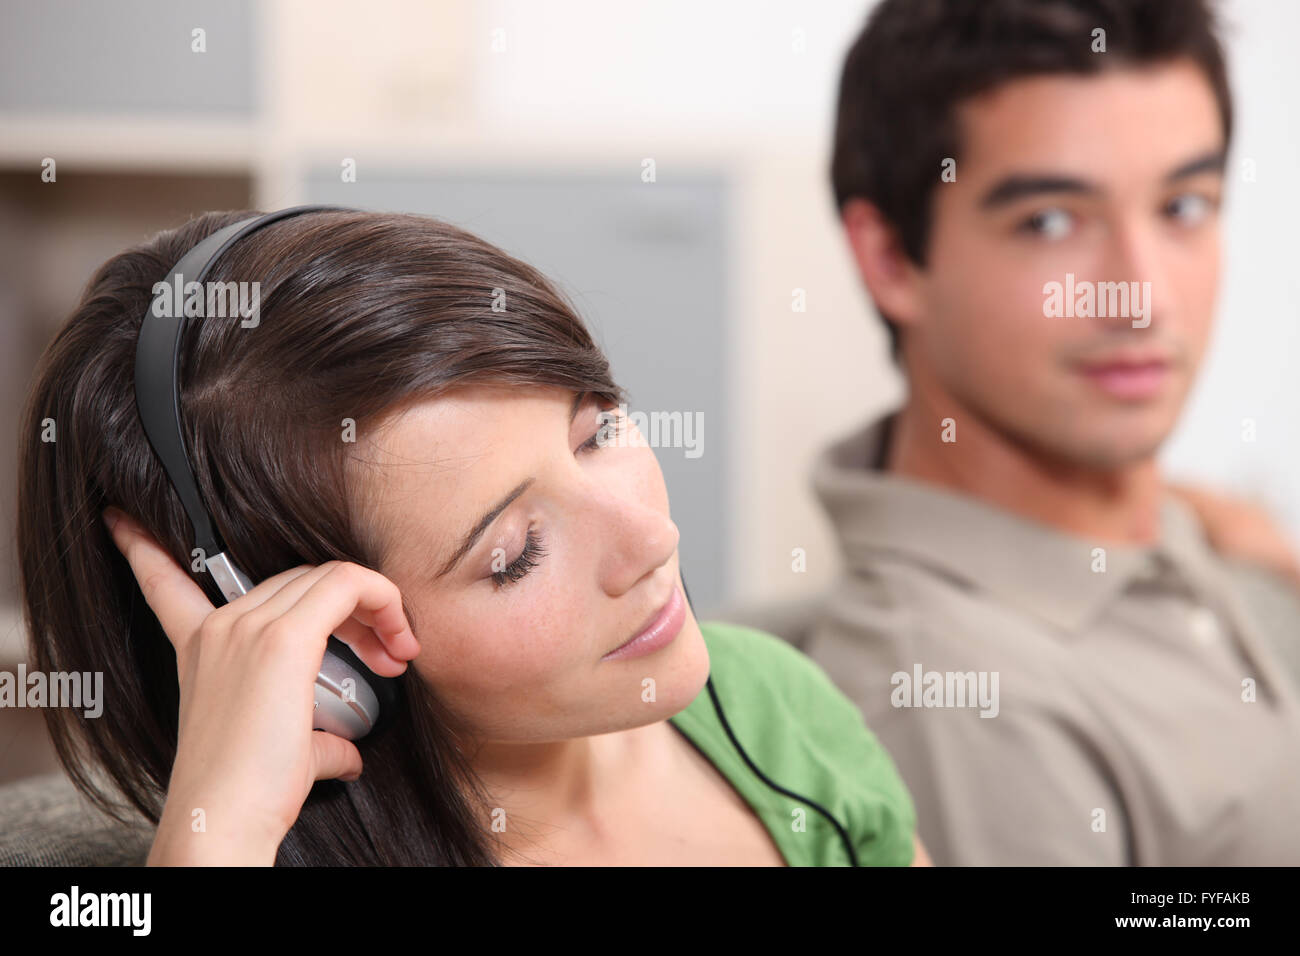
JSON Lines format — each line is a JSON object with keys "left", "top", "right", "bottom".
{"left": 705, "top": 674, "right": 860, "bottom": 867}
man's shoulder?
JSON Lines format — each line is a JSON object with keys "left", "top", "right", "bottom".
{"left": 693, "top": 618, "right": 886, "bottom": 735}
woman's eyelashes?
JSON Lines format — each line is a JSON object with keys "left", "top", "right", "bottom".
{"left": 578, "top": 404, "right": 623, "bottom": 453}
{"left": 486, "top": 403, "right": 619, "bottom": 589}
{"left": 490, "top": 526, "right": 547, "bottom": 589}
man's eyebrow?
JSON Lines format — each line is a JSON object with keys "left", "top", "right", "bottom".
{"left": 432, "top": 391, "right": 588, "bottom": 580}
{"left": 978, "top": 173, "right": 1097, "bottom": 209}
{"left": 978, "top": 149, "right": 1227, "bottom": 210}
{"left": 1162, "top": 148, "right": 1226, "bottom": 183}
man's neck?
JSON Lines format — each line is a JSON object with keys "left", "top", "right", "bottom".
{"left": 884, "top": 388, "right": 1166, "bottom": 545}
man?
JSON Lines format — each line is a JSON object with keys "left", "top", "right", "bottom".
{"left": 805, "top": 0, "right": 1300, "bottom": 864}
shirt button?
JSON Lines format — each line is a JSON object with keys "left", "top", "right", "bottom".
{"left": 1188, "top": 606, "right": 1223, "bottom": 646}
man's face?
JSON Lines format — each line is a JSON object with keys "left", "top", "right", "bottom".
{"left": 909, "top": 58, "right": 1224, "bottom": 469}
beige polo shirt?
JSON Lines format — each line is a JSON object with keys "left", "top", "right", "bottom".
{"left": 804, "top": 412, "right": 1300, "bottom": 865}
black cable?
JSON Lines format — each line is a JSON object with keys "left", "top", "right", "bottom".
{"left": 681, "top": 575, "right": 860, "bottom": 867}
{"left": 704, "top": 675, "right": 859, "bottom": 867}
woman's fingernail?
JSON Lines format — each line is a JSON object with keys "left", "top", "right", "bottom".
{"left": 102, "top": 509, "right": 120, "bottom": 533}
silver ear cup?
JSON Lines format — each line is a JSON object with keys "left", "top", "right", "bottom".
{"left": 313, "top": 651, "right": 381, "bottom": 739}
{"left": 205, "top": 551, "right": 379, "bottom": 739}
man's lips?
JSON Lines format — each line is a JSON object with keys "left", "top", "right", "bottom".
{"left": 1072, "top": 348, "right": 1172, "bottom": 370}
{"left": 1072, "top": 352, "right": 1173, "bottom": 400}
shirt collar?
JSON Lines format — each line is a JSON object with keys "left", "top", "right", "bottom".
{"left": 810, "top": 410, "right": 1220, "bottom": 634}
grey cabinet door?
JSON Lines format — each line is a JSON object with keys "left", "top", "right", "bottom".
{"left": 0, "top": 0, "right": 257, "bottom": 114}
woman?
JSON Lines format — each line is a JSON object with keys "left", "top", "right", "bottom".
{"left": 17, "top": 207, "right": 927, "bottom": 866}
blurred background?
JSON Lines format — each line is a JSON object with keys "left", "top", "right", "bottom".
{"left": 0, "top": 0, "right": 1296, "bottom": 784}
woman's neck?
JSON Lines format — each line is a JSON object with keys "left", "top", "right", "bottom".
{"left": 469, "top": 721, "right": 667, "bottom": 865}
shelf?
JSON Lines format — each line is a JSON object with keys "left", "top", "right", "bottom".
{"left": 0, "top": 113, "right": 260, "bottom": 173}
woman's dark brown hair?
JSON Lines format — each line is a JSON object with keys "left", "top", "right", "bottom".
{"left": 16, "top": 208, "right": 627, "bottom": 864}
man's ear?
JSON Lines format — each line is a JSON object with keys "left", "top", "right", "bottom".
{"left": 840, "top": 197, "right": 925, "bottom": 332}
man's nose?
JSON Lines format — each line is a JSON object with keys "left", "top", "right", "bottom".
{"left": 1094, "top": 217, "right": 1169, "bottom": 331}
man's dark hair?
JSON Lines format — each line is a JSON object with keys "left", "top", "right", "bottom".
{"left": 830, "top": 0, "right": 1234, "bottom": 362}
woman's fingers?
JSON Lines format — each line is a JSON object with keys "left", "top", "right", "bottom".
{"left": 329, "top": 616, "right": 410, "bottom": 677}
{"left": 310, "top": 731, "right": 363, "bottom": 783}
{"left": 104, "top": 511, "right": 412, "bottom": 854}
{"left": 210, "top": 556, "right": 416, "bottom": 676}
{"left": 274, "top": 563, "right": 419, "bottom": 676}
{"left": 103, "top": 506, "right": 214, "bottom": 659}
{"left": 103, "top": 506, "right": 419, "bottom": 680}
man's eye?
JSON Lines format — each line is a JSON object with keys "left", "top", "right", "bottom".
{"left": 579, "top": 405, "right": 622, "bottom": 453}
{"left": 1016, "top": 207, "right": 1073, "bottom": 240}
{"left": 491, "top": 527, "right": 546, "bottom": 588}
{"left": 1165, "top": 192, "right": 1215, "bottom": 225}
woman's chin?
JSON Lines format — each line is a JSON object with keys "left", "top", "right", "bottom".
{"left": 599, "top": 617, "right": 711, "bottom": 730}
{"left": 639, "top": 617, "right": 712, "bottom": 720}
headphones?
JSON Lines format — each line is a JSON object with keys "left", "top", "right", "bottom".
{"left": 134, "top": 203, "right": 395, "bottom": 741}
{"left": 134, "top": 204, "right": 858, "bottom": 864}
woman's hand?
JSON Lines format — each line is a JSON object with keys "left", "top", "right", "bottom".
{"left": 1166, "top": 483, "right": 1300, "bottom": 591}
{"left": 101, "top": 506, "right": 420, "bottom": 865}
{"left": 910, "top": 835, "right": 933, "bottom": 866}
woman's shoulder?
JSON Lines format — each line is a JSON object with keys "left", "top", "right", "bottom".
{"left": 695, "top": 618, "right": 841, "bottom": 700}
{"left": 694, "top": 619, "right": 888, "bottom": 731}
{"left": 689, "top": 619, "right": 893, "bottom": 750}
{"left": 675, "top": 619, "right": 918, "bottom": 866}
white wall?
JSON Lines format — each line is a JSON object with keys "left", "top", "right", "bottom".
{"left": 1160, "top": 0, "right": 1300, "bottom": 539}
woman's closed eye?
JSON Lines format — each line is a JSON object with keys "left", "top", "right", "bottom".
{"left": 487, "top": 402, "right": 621, "bottom": 590}
{"left": 578, "top": 404, "right": 623, "bottom": 453}
{"left": 491, "top": 526, "right": 547, "bottom": 588}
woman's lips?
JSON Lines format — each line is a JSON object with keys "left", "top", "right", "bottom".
{"left": 601, "top": 585, "right": 686, "bottom": 662}
{"left": 1074, "top": 359, "right": 1170, "bottom": 400}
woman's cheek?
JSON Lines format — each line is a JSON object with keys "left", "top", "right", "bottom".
{"left": 417, "top": 617, "right": 553, "bottom": 712}
{"left": 472, "top": 592, "right": 581, "bottom": 677}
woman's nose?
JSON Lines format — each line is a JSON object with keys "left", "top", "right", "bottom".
{"left": 597, "top": 502, "right": 680, "bottom": 597}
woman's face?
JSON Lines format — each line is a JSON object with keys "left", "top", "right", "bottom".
{"left": 353, "top": 384, "right": 710, "bottom": 745}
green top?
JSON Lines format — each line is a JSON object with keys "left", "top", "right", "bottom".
{"left": 668, "top": 619, "right": 917, "bottom": 866}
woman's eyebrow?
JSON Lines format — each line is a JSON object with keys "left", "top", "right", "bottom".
{"left": 569, "top": 389, "right": 586, "bottom": 422}
{"left": 435, "top": 476, "right": 535, "bottom": 579}
{"left": 432, "top": 391, "right": 589, "bottom": 579}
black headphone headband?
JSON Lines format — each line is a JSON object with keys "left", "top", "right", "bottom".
{"left": 133, "top": 204, "right": 348, "bottom": 558}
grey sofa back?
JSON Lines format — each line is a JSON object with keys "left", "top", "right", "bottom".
{"left": 0, "top": 772, "right": 153, "bottom": 867}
